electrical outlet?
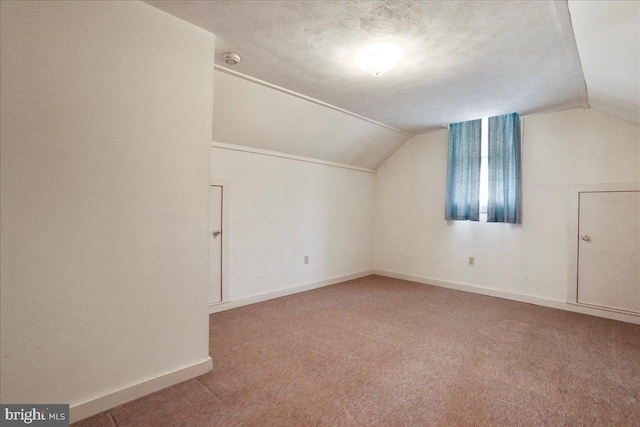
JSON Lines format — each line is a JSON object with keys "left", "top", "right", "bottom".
{"left": 469, "top": 256, "right": 475, "bottom": 265}
{"left": 304, "top": 256, "right": 309, "bottom": 265}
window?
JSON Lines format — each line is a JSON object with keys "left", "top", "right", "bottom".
{"left": 444, "top": 119, "right": 482, "bottom": 221}
{"left": 479, "top": 118, "right": 489, "bottom": 222}
{"left": 445, "top": 113, "right": 521, "bottom": 224}
{"left": 487, "top": 113, "right": 522, "bottom": 224}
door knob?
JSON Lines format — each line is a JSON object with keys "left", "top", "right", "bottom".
{"left": 212, "top": 230, "right": 221, "bottom": 237}
{"left": 581, "top": 234, "right": 590, "bottom": 242}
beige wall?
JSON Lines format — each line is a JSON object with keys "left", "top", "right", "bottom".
{"left": 211, "top": 146, "right": 374, "bottom": 303}
{"left": 374, "top": 108, "right": 639, "bottom": 302}
{"left": 0, "top": 0, "right": 214, "bottom": 412}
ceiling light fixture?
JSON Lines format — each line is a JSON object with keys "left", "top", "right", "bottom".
{"left": 221, "top": 52, "right": 241, "bottom": 66}
{"left": 354, "top": 43, "right": 402, "bottom": 77}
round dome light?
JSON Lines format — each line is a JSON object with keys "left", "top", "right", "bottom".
{"left": 354, "top": 43, "right": 402, "bottom": 77}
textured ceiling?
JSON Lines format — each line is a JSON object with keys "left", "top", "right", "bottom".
{"left": 146, "top": 1, "right": 588, "bottom": 135}
{"left": 568, "top": 1, "right": 639, "bottom": 126}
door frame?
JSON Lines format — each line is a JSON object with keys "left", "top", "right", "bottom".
{"left": 209, "top": 177, "right": 230, "bottom": 310}
{"left": 567, "top": 182, "right": 640, "bottom": 314}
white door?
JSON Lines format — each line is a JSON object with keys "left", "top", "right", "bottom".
{"left": 209, "top": 185, "right": 223, "bottom": 304}
{"left": 577, "top": 191, "right": 640, "bottom": 313}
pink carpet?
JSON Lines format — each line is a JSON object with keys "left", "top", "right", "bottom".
{"left": 74, "top": 275, "right": 640, "bottom": 426}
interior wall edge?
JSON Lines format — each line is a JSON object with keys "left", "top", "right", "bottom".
{"left": 373, "top": 269, "right": 639, "bottom": 325}
{"left": 588, "top": 106, "right": 640, "bottom": 128}
{"left": 213, "top": 65, "right": 412, "bottom": 137}
{"left": 552, "top": 0, "right": 590, "bottom": 109}
{"left": 69, "top": 357, "right": 212, "bottom": 423}
{"left": 209, "top": 270, "right": 374, "bottom": 314}
{"left": 211, "top": 141, "right": 377, "bottom": 173}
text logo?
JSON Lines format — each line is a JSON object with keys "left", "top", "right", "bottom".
{"left": 0, "top": 405, "right": 69, "bottom": 426}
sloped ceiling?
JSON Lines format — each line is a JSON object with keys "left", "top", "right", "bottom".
{"left": 568, "top": 1, "right": 640, "bottom": 126}
{"left": 212, "top": 70, "right": 409, "bottom": 170}
{"left": 146, "top": 0, "right": 587, "bottom": 135}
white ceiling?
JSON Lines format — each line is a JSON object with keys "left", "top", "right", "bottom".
{"left": 568, "top": 1, "right": 640, "bottom": 126}
{"left": 146, "top": 0, "right": 589, "bottom": 135}
{"left": 212, "top": 70, "right": 409, "bottom": 169}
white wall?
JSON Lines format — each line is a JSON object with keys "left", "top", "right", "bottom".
{"left": 211, "top": 146, "right": 374, "bottom": 303}
{"left": 0, "top": 0, "right": 214, "bottom": 416}
{"left": 374, "top": 108, "right": 639, "bottom": 303}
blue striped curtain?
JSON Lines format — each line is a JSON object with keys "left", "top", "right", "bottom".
{"left": 487, "top": 113, "right": 521, "bottom": 223}
{"left": 445, "top": 119, "right": 482, "bottom": 221}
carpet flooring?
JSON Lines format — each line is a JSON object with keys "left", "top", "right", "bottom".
{"left": 73, "top": 275, "right": 640, "bottom": 426}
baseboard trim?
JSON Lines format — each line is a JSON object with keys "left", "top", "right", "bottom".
{"left": 209, "top": 270, "right": 374, "bottom": 314}
{"left": 373, "top": 269, "right": 640, "bottom": 325}
{"left": 70, "top": 357, "right": 213, "bottom": 423}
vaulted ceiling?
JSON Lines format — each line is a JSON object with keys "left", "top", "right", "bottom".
{"left": 146, "top": 0, "right": 638, "bottom": 168}
{"left": 568, "top": 1, "right": 639, "bottom": 126}
{"left": 211, "top": 69, "right": 409, "bottom": 170}
{"left": 147, "top": 0, "right": 589, "bottom": 134}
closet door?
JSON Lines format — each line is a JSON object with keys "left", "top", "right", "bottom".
{"left": 577, "top": 191, "right": 640, "bottom": 313}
